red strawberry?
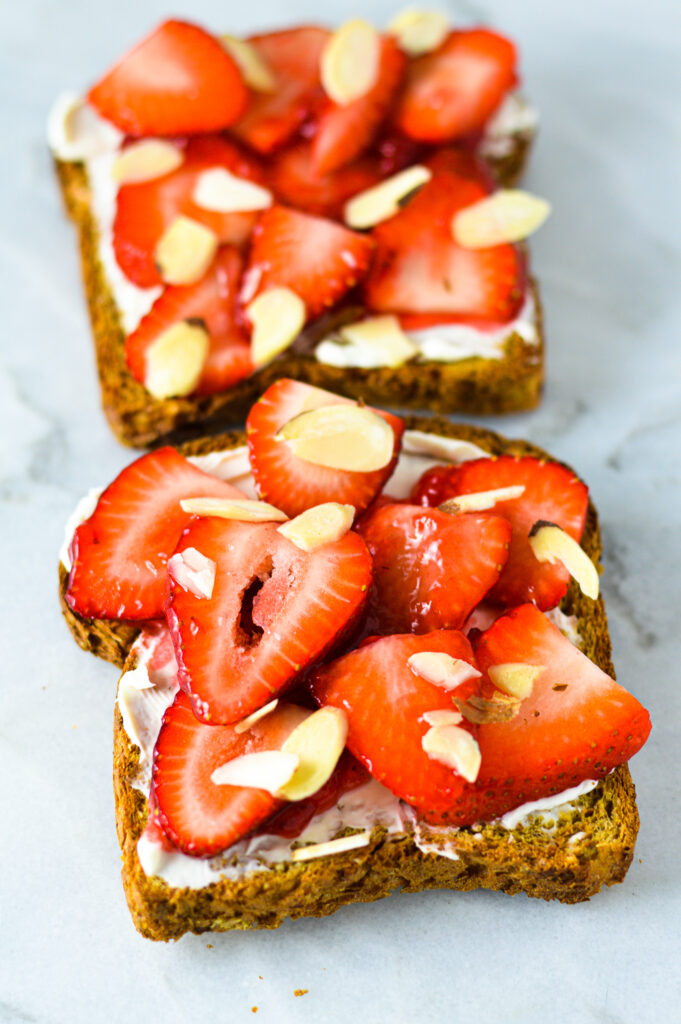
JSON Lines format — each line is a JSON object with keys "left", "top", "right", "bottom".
{"left": 246, "top": 378, "right": 405, "bottom": 518}
{"left": 312, "top": 36, "right": 406, "bottom": 175}
{"left": 65, "top": 448, "right": 244, "bottom": 620}
{"left": 152, "top": 692, "right": 310, "bottom": 856}
{"left": 165, "top": 516, "right": 373, "bottom": 724}
{"left": 268, "top": 141, "right": 383, "bottom": 219}
{"left": 87, "top": 20, "right": 248, "bottom": 136}
{"left": 311, "top": 630, "right": 481, "bottom": 820}
{"left": 412, "top": 455, "right": 590, "bottom": 610}
{"left": 113, "top": 135, "right": 265, "bottom": 288}
{"left": 125, "top": 247, "right": 253, "bottom": 398}
{"left": 393, "top": 29, "right": 517, "bottom": 143}
{"left": 241, "top": 205, "right": 375, "bottom": 320}
{"left": 231, "top": 27, "right": 330, "bottom": 153}
{"left": 357, "top": 503, "right": 511, "bottom": 635}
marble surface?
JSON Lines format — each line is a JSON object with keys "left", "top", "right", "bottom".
{"left": 2, "top": 0, "right": 680, "bottom": 1020}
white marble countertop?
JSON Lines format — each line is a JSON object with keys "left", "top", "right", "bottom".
{"left": 2, "top": 0, "right": 679, "bottom": 1020}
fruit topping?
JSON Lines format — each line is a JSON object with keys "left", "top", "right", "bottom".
{"left": 269, "top": 142, "right": 383, "bottom": 219}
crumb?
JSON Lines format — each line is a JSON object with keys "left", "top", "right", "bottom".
{"left": 251, "top": 1008, "right": 258, "bottom": 1014}
{"left": 206, "top": 943, "right": 213, "bottom": 949}
{"left": 259, "top": 975, "right": 263, "bottom": 980}
{"left": 294, "top": 989, "right": 308, "bottom": 997}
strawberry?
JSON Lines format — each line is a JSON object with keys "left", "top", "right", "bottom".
{"left": 87, "top": 19, "right": 248, "bottom": 137}
{"left": 356, "top": 503, "right": 511, "bottom": 635}
{"left": 165, "top": 516, "right": 373, "bottom": 724}
{"left": 126, "top": 247, "right": 253, "bottom": 397}
{"left": 412, "top": 455, "right": 590, "bottom": 610}
{"left": 246, "top": 378, "right": 405, "bottom": 518}
{"left": 240, "top": 205, "right": 375, "bottom": 321}
{"left": 231, "top": 27, "right": 330, "bottom": 154}
{"left": 152, "top": 692, "right": 311, "bottom": 856}
{"left": 113, "top": 135, "right": 265, "bottom": 288}
{"left": 65, "top": 448, "right": 244, "bottom": 620}
{"left": 268, "top": 141, "right": 383, "bottom": 219}
{"left": 311, "top": 630, "right": 481, "bottom": 820}
{"left": 312, "top": 36, "right": 406, "bottom": 175}
{"left": 393, "top": 28, "right": 517, "bottom": 143}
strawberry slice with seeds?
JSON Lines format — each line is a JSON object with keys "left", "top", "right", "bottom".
{"left": 65, "top": 448, "right": 244, "bottom": 620}
{"left": 165, "top": 516, "right": 373, "bottom": 724}
{"left": 126, "top": 247, "right": 253, "bottom": 397}
{"left": 152, "top": 691, "right": 311, "bottom": 856}
{"left": 269, "top": 141, "right": 383, "bottom": 219}
{"left": 246, "top": 379, "right": 404, "bottom": 518}
{"left": 393, "top": 28, "right": 517, "bottom": 143}
{"left": 311, "top": 631, "right": 481, "bottom": 820}
{"left": 357, "top": 502, "right": 511, "bottom": 635}
{"left": 87, "top": 19, "right": 249, "bottom": 136}
{"left": 114, "top": 135, "right": 266, "bottom": 288}
{"left": 412, "top": 455, "right": 589, "bottom": 610}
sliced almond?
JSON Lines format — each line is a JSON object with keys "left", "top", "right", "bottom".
{"left": 247, "top": 287, "right": 306, "bottom": 366}
{"left": 179, "top": 497, "right": 288, "bottom": 523}
{"left": 344, "top": 165, "right": 432, "bottom": 229}
{"left": 387, "top": 8, "right": 450, "bottom": 55}
{"left": 210, "top": 750, "right": 300, "bottom": 794}
{"left": 422, "top": 709, "right": 463, "bottom": 727}
{"left": 112, "top": 140, "right": 184, "bottom": 185}
{"left": 291, "top": 831, "right": 370, "bottom": 862}
{"left": 316, "top": 315, "right": 418, "bottom": 370}
{"left": 320, "top": 20, "right": 380, "bottom": 105}
{"left": 279, "top": 706, "right": 349, "bottom": 801}
{"left": 234, "top": 699, "right": 279, "bottom": 735}
{"left": 167, "top": 547, "right": 216, "bottom": 600}
{"left": 439, "top": 485, "right": 525, "bottom": 514}
{"left": 220, "top": 34, "right": 277, "bottom": 92}
{"left": 144, "top": 320, "right": 209, "bottom": 399}
{"left": 277, "top": 503, "right": 355, "bottom": 552}
{"left": 529, "top": 522, "right": 600, "bottom": 599}
{"left": 488, "top": 662, "right": 544, "bottom": 700}
{"left": 154, "top": 216, "right": 218, "bottom": 286}
{"left": 275, "top": 404, "right": 393, "bottom": 472}
{"left": 192, "top": 168, "right": 272, "bottom": 213}
{"left": 455, "top": 693, "right": 521, "bottom": 724}
{"left": 452, "top": 190, "right": 551, "bottom": 249}
{"left": 408, "top": 651, "right": 482, "bottom": 690}
{"left": 421, "top": 725, "right": 481, "bottom": 782}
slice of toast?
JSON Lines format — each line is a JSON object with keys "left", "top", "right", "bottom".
{"left": 58, "top": 417, "right": 642, "bottom": 940}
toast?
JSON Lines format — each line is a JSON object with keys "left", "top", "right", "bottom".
{"left": 58, "top": 416, "right": 643, "bottom": 940}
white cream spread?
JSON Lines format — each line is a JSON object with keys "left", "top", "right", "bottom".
{"left": 479, "top": 92, "right": 539, "bottom": 160}
{"left": 59, "top": 487, "right": 103, "bottom": 572}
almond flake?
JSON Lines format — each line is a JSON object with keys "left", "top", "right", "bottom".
{"left": 438, "top": 485, "right": 525, "bottom": 514}
{"left": 275, "top": 404, "right": 393, "bottom": 472}
{"left": 179, "top": 497, "right": 287, "bottom": 522}
{"left": 408, "top": 651, "right": 481, "bottom": 690}
{"left": 344, "top": 165, "right": 432, "bottom": 228}
{"left": 422, "top": 709, "right": 463, "bottom": 727}
{"left": 279, "top": 707, "right": 348, "bottom": 801}
{"left": 320, "top": 20, "right": 380, "bottom": 105}
{"left": 211, "top": 750, "right": 300, "bottom": 794}
{"left": 144, "top": 320, "right": 209, "bottom": 399}
{"left": 387, "top": 8, "right": 450, "bottom": 55}
{"left": 167, "top": 547, "right": 216, "bottom": 600}
{"left": 316, "top": 314, "right": 418, "bottom": 370}
{"left": 488, "top": 663, "right": 544, "bottom": 700}
{"left": 290, "top": 832, "right": 370, "bottom": 862}
{"left": 529, "top": 522, "right": 600, "bottom": 600}
{"left": 154, "top": 216, "right": 218, "bottom": 285}
{"left": 220, "top": 34, "right": 277, "bottom": 92}
{"left": 421, "top": 724, "right": 481, "bottom": 782}
{"left": 192, "top": 168, "right": 272, "bottom": 213}
{"left": 277, "top": 503, "right": 354, "bottom": 552}
{"left": 112, "top": 140, "right": 184, "bottom": 184}
{"left": 452, "top": 190, "right": 551, "bottom": 249}
{"left": 234, "top": 699, "right": 280, "bottom": 735}
{"left": 247, "top": 287, "right": 306, "bottom": 366}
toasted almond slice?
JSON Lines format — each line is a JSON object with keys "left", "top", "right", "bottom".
{"left": 179, "top": 497, "right": 288, "bottom": 522}
{"left": 452, "top": 190, "right": 551, "bottom": 249}
{"left": 144, "top": 320, "right": 209, "bottom": 399}
{"left": 220, "top": 34, "right": 277, "bottom": 92}
{"left": 320, "top": 20, "right": 380, "bottom": 105}
{"left": 317, "top": 315, "right": 419, "bottom": 371}
{"left": 438, "top": 485, "right": 525, "bottom": 514}
{"left": 211, "top": 750, "right": 300, "bottom": 794}
{"left": 192, "top": 168, "right": 272, "bottom": 213}
{"left": 529, "top": 523, "right": 600, "bottom": 599}
{"left": 488, "top": 662, "right": 544, "bottom": 700}
{"left": 277, "top": 503, "right": 355, "bottom": 552}
{"left": 291, "top": 832, "right": 370, "bottom": 862}
{"left": 278, "top": 706, "right": 349, "bottom": 801}
{"left": 247, "top": 287, "right": 307, "bottom": 366}
{"left": 167, "top": 547, "right": 216, "bottom": 600}
{"left": 112, "top": 139, "right": 184, "bottom": 185}
{"left": 408, "top": 651, "right": 482, "bottom": 690}
{"left": 154, "top": 216, "right": 218, "bottom": 286}
{"left": 422, "top": 709, "right": 463, "bottom": 727}
{"left": 421, "top": 724, "right": 481, "bottom": 782}
{"left": 234, "top": 699, "right": 280, "bottom": 735}
{"left": 275, "top": 404, "right": 393, "bottom": 472}
{"left": 387, "top": 8, "right": 450, "bottom": 55}
{"left": 344, "top": 165, "right": 432, "bottom": 229}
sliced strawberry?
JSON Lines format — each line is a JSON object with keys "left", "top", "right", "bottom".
{"left": 246, "top": 378, "right": 404, "bottom": 518}
{"left": 166, "top": 516, "right": 373, "bottom": 724}
{"left": 87, "top": 19, "right": 248, "bottom": 136}
{"left": 126, "top": 247, "right": 253, "bottom": 398}
{"left": 65, "top": 448, "right": 244, "bottom": 620}
{"left": 357, "top": 502, "right": 511, "bottom": 635}
{"left": 312, "top": 36, "right": 406, "bottom": 175}
{"left": 393, "top": 28, "right": 517, "bottom": 143}
{"left": 114, "top": 135, "right": 265, "bottom": 288}
{"left": 268, "top": 141, "right": 383, "bottom": 219}
{"left": 152, "top": 691, "right": 311, "bottom": 856}
{"left": 311, "top": 631, "right": 480, "bottom": 820}
{"left": 412, "top": 455, "right": 590, "bottom": 610}
{"left": 241, "top": 205, "right": 374, "bottom": 321}
{"left": 231, "top": 27, "right": 330, "bottom": 153}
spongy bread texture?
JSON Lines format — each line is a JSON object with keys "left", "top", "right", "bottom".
{"left": 58, "top": 417, "right": 641, "bottom": 940}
